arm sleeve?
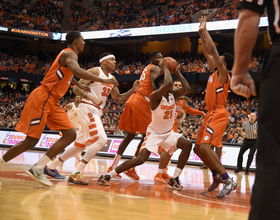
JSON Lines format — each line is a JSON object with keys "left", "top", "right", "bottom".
{"left": 183, "top": 105, "right": 204, "bottom": 115}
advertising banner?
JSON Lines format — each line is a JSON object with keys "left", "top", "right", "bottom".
{"left": 0, "top": 130, "right": 256, "bottom": 169}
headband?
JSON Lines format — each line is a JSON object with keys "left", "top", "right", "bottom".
{"left": 99, "top": 54, "right": 115, "bottom": 63}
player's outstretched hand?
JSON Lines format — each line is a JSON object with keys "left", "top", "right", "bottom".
{"left": 103, "top": 78, "right": 119, "bottom": 87}
{"left": 132, "top": 80, "right": 142, "bottom": 92}
{"left": 230, "top": 73, "right": 256, "bottom": 98}
{"left": 199, "top": 15, "right": 207, "bottom": 32}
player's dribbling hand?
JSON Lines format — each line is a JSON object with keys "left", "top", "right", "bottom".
{"left": 132, "top": 80, "right": 142, "bottom": 92}
{"left": 103, "top": 78, "right": 119, "bottom": 87}
{"left": 230, "top": 73, "right": 256, "bottom": 98}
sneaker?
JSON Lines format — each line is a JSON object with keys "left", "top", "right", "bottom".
{"left": 208, "top": 174, "right": 223, "bottom": 192}
{"left": 168, "top": 177, "right": 183, "bottom": 191}
{"left": 154, "top": 173, "right": 166, "bottom": 184}
{"left": 216, "top": 177, "right": 238, "bottom": 198}
{"left": 162, "top": 172, "right": 172, "bottom": 180}
{"left": 0, "top": 181, "right": 2, "bottom": 187}
{"left": 234, "top": 168, "right": 244, "bottom": 173}
{"left": 245, "top": 170, "right": 249, "bottom": 175}
{"left": 44, "top": 166, "right": 66, "bottom": 179}
{"left": 107, "top": 166, "right": 122, "bottom": 179}
{"left": 97, "top": 174, "right": 111, "bottom": 186}
{"left": 200, "top": 164, "right": 208, "bottom": 169}
{"left": 124, "top": 168, "right": 140, "bottom": 180}
{"left": 25, "top": 165, "right": 52, "bottom": 187}
{"left": 68, "top": 172, "right": 89, "bottom": 185}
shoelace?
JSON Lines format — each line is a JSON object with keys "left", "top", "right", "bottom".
{"left": 77, "top": 173, "right": 85, "bottom": 180}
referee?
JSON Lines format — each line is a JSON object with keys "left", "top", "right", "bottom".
{"left": 234, "top": 112, "right": 257, "bottom": 175}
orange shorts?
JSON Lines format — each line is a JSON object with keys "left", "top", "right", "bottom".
{"left": 16, "top": 86, "right": 73, "bottom": 139}
{"left": 196, "top": 106, "right": 228, "bottom": 148}
{"left": 118, "top": 93, "right": 151, "bottom": 134}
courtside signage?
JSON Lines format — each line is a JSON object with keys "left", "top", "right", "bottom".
{"left": 0, "top": 130, "right": 256, "bottom": 168}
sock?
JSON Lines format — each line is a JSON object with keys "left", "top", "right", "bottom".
{"left": 0, "top": 157, "right": 6, "bottom": 166}
{"left": 221, "top": 172, "right": 229, "bottom": 180}
{"left": 111, "top": 154, "right": 121, "bottom": 169}
{"left": 109, "top": 169, "right": 117, "bottom": 178}
{"left": 172, "top": 167, "right": 182, "bottom": 178}
{"left": 48, "top": 157, "right": 63, "bottom": 170}
{"left": 157, "top": 168, "right": 164, "bottom": 174}
{"left": 35, "top": 155, "right": 51, "bottom": 169}
{"left": 75, "top": 161, "right": 87, "bottom": 173}
{"left": 211, "top": 169, "right": 219, "bottom": 177}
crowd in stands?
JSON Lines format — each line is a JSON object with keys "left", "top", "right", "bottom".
{"left": 0, "top": 50, "right": 38, "bottom": 74}
{"left": 0, "top": 0, "right": 268, "bottom": 33}
{"left": 0, "top": 0, "right": 63, "bottom": 32}
{"left": 40, "top": 50, "right": 266, "bottom": 75}
{"left": 0, "top": 83, "right": 258, "bottom": 145}
{"left": 84, "top": 0, "right": 225, "bottom": 31}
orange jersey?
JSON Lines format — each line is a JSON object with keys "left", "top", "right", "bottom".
{"left": 41, "top": 48, "right": 74, "bottom": 98}
{"left": 136, "top": 64, "right": 155, "bottom": 98}
{"left": 205, "top": 71, "right": 230, "bottom": 107}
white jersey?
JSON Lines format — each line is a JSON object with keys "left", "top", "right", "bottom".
{"left": 148, "top": 93, "right": 176, "bottom": 134}
{"left": 67, "top": 102, "right": 80, "bottom": 129}
{"left": 81, "top": 67, "right": 114, "bottom": 116}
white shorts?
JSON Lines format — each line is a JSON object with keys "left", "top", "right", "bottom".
{"left": 142, "top": 128, "right": 182, "bottom": 156}
{"left": 74, "top": 103, "right": 106, "bottom": 148}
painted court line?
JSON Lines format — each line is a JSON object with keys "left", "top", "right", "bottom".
{"left": 173, "top": 190, "right": 248, "bottom": 208}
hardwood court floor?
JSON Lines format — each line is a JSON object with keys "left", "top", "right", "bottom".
{"left": 0, "top": 148, "right": 253, "bottom": 220}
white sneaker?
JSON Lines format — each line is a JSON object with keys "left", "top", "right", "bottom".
{"left": 0, "top": 181, "right": 2, "bottom": 187}
{"left": 26, "top": 165, "right": 52, "bottom": 187}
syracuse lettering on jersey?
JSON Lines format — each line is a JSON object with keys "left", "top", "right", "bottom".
{"left": 161, "top": 104, "right": 175, "bottom": 110}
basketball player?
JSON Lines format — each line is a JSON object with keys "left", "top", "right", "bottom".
{"left": 154, "top": 80, "right": 205, "bottom": 183}
{"left": 98, "top": 60, "right": 192, "bottom": 190}
{"left": 44, "top": 95, "right": 102, "bottom": 179}
{"left": 107, "top": 51, "right": 163, "bottom": 180}
{"left": 44, "top": 52, "right": 141, "bottom": 185}
{"left": 193, "top": 16, "right": 237, "bottom": 198}
{"left": 63, "top": 95, "right": 102, "bottom": 162}
{"left": 0, "top": 31, "right": 118, "bottom": 187}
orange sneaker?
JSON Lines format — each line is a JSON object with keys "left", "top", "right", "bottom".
{"left": 107, "top": 166, "right": 122, "bottom": 179}
{"left": 124, "top": 168, "right": 140, "bottom": 180}
{"left": 154, "top": 173, "right": 166, "bottom": 184}
{"left": 162, "top": 172, "right": 172, "bottom": 180}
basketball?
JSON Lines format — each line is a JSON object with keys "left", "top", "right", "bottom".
{"left": 162, "top": 57, "right": 177, "bottom": 73}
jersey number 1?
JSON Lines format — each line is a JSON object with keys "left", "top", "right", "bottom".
{"left": 163, "top": 110, "right": 173, "bottom": 119}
